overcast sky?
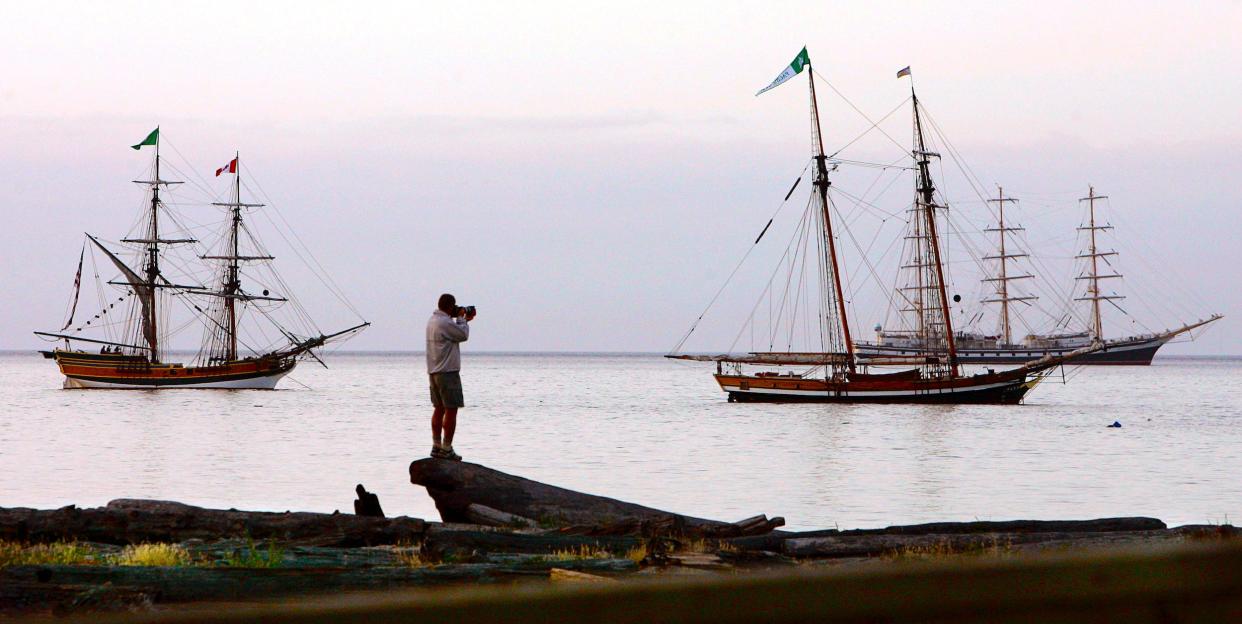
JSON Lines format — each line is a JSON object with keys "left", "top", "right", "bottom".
{"left": 2, "top": 1, "right": 1239, "bottom": 354}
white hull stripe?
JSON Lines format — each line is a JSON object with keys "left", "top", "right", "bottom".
{"left": 63, "top": 370, "right": 290, "bottom": 390}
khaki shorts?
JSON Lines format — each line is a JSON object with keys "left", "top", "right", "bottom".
{"left": 429, "top": 371, "right": 465, "bottom": 408}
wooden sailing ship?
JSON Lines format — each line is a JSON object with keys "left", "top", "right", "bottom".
{"left": 858, "top": 186, "right": 1222, "bottom": 365}
{"left": 35, "top": 129, "right": 368, "bottom": 388}
{"left": 667, "top": 53, "right": 1096, "bottom": 403}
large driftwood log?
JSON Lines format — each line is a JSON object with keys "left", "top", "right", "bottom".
{"left": 782, "top": 529, "right": 1179, "bottom": 558}
{"left": 727, "top": 517, "right": 1168, "bottom": 552}
{"left": 0, "top": 500, "right": 425, "bottom": 547}
{"left": 466, "top": 503, "right": 536, "bottom": 528}
{"left": 0, "top": 558, "right": 637, "bottom": 612}
{"left": 409, "top": 459, "right": 782, "bottom": 536}
{"left": 843, "top": 517, "right": 1166, "bottom": 536}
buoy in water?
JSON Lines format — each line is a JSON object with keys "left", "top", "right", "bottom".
{"left": 1108, "top": 421, "right": 1122, "bottom": 428}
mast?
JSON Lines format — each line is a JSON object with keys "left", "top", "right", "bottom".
{"left": 983, "top": 187, "right": 1036, "bottom": 345}
{"left": 909, "top": 87, "right": 958, "bottom": 376}
{"left": 205, "top": 154, "right": 273, "bottom": 361}
{"left": 1075, "top": 186, "right": 1122, "bottom": 340}
{"left": 146, "top": 138, "right": 162, "bottom": 359}
{"left": 122, "top": 129, "right": 192, "bottom": 362}
{"left": 806, "top": 62, "right": 855, "bottom": 369}
{"left": 225, "top": 152, "right": 241, "bottom": 361}
{"left": 994, "top": 188, "right": 1012, "bottom": 343}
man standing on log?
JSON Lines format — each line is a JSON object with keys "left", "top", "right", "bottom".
{"left": 426, "top": 293, "right": 475, "bottom": 460}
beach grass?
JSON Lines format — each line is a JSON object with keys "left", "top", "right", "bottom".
{"left": 681, "top": 538, "right": 736, "bottom": 554}
{"left": 0, "top": 540, "right": 99, "bottom": 567}
{"left": 221, "top": 538, "right": 285, "bottom": 568}
{"left": 545, "top": 544, "right": 613, "bottom": 561}
{"left": 1, "top": 539, "right": 297, "bottom": 569}
{"left": 112, "top": 543, "right": 194, "bottom": 567}
{"left": 394, "top": 542, "right": 431, "bottom": 567}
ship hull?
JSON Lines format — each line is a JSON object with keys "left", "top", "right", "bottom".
{"left": 715, "top": 369, "right": 1039, "bottom": 404}
{"left": 856, "top": 335, "right": 1168, "bottom": 366}
{"left": 47, "top": 350, "right": 295, "bottom": 390}
{"left": 61, "top": 369, "right": 291, "bottom": 389}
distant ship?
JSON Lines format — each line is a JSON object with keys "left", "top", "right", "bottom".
{"left": 35, "top": 128, "right": 368, "bottom": 388}
{"left": 857, "top": 187, "right": 1221, "bottom": 365}
{"left": 667, "top": 53, "right": 1093, "bottom": 403}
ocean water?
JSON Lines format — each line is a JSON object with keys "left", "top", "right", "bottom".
{"left": 0, "top": 351, "right": 1238, "bottom": 531}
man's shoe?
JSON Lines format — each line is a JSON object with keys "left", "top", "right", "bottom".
{"left": 430, "top": 445, "right": 447, "bottom": 459}
{"left": 442, "top": 446, "right": 462, "bottom": 461}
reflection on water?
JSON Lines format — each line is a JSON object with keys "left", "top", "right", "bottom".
{"left": 0, "top": 352, "right": 1238, "bottom": 530}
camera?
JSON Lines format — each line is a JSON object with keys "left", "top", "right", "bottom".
{"left": 457, "top": 305, "right": 477, "bottom": 318}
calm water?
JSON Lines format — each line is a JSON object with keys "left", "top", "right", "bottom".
{"left": 0, "top": 352, "right": 1238, "bottom": 530}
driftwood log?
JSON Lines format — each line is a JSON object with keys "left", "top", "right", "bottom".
{"left": 842, "top": 517, "right": 1167, "bottom": 536}
{"left": 30, "top": 541, "right": 1237, "bottom": 624}
{"left": 726, "top": 516, "right": 1169, "bottom": 552}
{"left": 0, "top": 558, "right": 637, "bottom": 613}
{"left": 466, "top": 503, "right": 536, "bottom": 528}
{"left": 549, "top": 568, "right": 619, "bottom": 583}
{"left": 0, "top": 499, "right": 425, "bottom": 547}
{"left": 409, "top": 459, "right": 783, "bottom": 537}
{"left": 781, "top": 529, "right": 1180, "bottom": 558}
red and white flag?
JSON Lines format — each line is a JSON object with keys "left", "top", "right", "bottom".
{"left": 215, "top": 157, "right": 238, "bottom": 177}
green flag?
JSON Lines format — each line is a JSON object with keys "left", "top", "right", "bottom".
{"left": 131, "top": 127, "right": 159, "bottom": 150}
{"left": 755, "top": 47, "right": 811, "bottom": 96}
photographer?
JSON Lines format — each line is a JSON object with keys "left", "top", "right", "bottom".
{"left": 425, "top": 293, "right": 475, "bottom": 460}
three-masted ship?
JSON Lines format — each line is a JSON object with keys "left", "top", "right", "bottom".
{"left": 667, "top": 52, "right": 1095, "bottom": 403}
{"left": 858, "top": 186, "right": 1222, "bottom": 365}
{"left": 35, "top": 128, "right": 368, "bottom": 389}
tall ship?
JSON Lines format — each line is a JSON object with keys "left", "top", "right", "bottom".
{"left": 35, "top": 128, "right": 368, "bottom": 388}
{"left": 858, "top": 186, "right": 1222, "bottom": 365}
{"left": 667, "top": 51, "right": 1095, "bottom": 403}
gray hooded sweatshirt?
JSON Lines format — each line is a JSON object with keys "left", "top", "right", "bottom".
{"left": 426, "top": 309, "right": 469, "bottom": 374}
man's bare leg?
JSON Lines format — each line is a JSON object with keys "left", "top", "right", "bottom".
{"left": 431, "top": 406, "right": 445, "bottom": 447}
{"left": 442, "top": 408, "right": 458, "bottom": 449}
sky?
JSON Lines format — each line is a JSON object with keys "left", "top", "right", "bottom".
{"left": 1, "top": 1, "right": 1239, "bottom": 354}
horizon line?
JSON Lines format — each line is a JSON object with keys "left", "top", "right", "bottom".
{"left": 3, "top": 349, "right": 1242, "bottom": 359}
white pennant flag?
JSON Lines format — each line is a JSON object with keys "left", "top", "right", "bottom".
{"left": 755, "top": 47, "right": 811, "bottom": 96}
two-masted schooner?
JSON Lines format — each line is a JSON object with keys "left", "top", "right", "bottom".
{"left": 667, "top": 51, "right": 1096, "bottom": 403}
{"left": 35, "top": 128, "right": 368, "bottom": 388}
{"left": 857, "top": 185, "right": 1222, "bottom": 365}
